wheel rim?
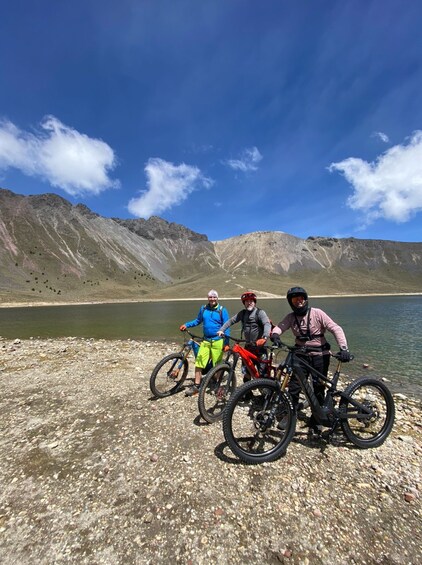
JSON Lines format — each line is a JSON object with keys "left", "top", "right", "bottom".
{"left": 228, "top": 383, "right": 293, "bottom": 459}
{"left": 153, "top": 357, "right": 186, "bottom": 395}
{"left": 343, "top": 383, "right": 390, "bottom": 441}
{"left": 202, "top": 368, "right": 234, "bottom": 420}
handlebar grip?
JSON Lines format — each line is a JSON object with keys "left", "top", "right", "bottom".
{"left": 332, "top": 352, "right": 355, "bottom": 361}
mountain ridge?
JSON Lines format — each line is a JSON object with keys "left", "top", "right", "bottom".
{"left": 0, "top": 187, "right": 421, "bottom": 304}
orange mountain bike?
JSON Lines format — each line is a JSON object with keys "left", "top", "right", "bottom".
{"left": 197, "top": 335, "right": 283, "bottom": 423}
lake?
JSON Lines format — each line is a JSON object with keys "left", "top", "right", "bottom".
{"left": 1, "top": 295, "right": 421, "bottom": 399}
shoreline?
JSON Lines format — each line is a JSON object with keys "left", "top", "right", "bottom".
{"left": 1, "top": 292, "right": 421, "bottom": 309}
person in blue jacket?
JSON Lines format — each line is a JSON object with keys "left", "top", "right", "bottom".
{"left": 179, "top": 289, "right": 230, "bottom": 396}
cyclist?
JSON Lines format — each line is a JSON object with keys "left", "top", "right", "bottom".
{"left": 270, "top": 286, "right": 351, "bottom": 433}
{"left": 217, "top": 291, "right": 271, "bottom": 378}
{"left": 179, "top": 290, "right": 230, "bottom": 396}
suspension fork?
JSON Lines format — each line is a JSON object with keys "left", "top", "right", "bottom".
{"left": 180, "top": 344, "right": 193, "bottom": 364}
{"left": 255, "top": 384, "right": 284, "bottom": 432}
{"left": 168, "top": 344, "right": 192, "bottom": 376}
{"left": 225, "top": 352, "right": 239, "bottom": 386}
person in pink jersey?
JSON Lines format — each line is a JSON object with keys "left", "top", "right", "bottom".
{"left": 271, "top": 286, "right": 351, "bottom": 434}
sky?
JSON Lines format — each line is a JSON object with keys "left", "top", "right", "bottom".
{"left": 0, "top": 0, "right": 422, "bottom": 243}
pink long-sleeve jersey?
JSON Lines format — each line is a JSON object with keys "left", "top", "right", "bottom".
{"left": 272, "top": 307, "right": 348, "bottom": 352}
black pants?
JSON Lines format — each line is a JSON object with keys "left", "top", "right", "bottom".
{"left": 289, "top": 353, "right": 330, "bottom": 409}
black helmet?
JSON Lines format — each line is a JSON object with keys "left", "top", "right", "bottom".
{"left": 286, "top": 286, "right": 309, "bottom": 315}
{"left": 241, "top": 291, "right": 257, "bottom": 304}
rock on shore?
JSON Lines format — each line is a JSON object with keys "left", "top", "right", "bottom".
{"left": 0, "top": 337, "right": 421, "bottom": 565}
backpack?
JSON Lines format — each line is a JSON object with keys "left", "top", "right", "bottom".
{"left": 199, "top": 304, "right": 224, "bottom": 324}
{"left": 240, "top": 307, "right": 275, "bottom": 338}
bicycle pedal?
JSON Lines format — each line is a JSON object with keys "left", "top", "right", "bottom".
{"left": 307, "top": 426, "right": 323, "bottom": 439}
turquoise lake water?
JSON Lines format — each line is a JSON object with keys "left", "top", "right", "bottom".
{"left": 1, "top": 295, "right": 421, "bottom": 398}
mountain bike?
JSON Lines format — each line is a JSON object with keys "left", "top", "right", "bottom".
{"left": 149, "top": 330, "right": 207, "bottom": 398}
{"left": 222, "top": 339, "right": 395, "bottom": 464}
{"left": 197, "top": 335, "right": 283, "bottom": 424}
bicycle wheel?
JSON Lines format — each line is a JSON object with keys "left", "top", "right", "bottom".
{"left": 149, "top": 353, "right": 189, "bottom": 398}
{"left": 198, "top": 363, "right": 237, "bottom": 424}
{"left": 339, "top": 377, "right": 395, "bottom": 448}
{"left": 223, "top": 378, "right": 296, "bottom": 464}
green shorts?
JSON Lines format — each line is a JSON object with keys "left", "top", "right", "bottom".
{"left": 195, "top": 339, "right": 224, "bottom": 369}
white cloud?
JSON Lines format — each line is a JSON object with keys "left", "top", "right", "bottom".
{"left": 128, "top": 158, "right": 213, "bottom": 218}
{"left": 0, "top": 116, "right": 119, "bottom": 196}
{"left": 329, "top": 130, "right": 422, "bottom": 223}
{"left": 372, "top": 131, "right": 390, "bottom": 143}
{"left": 226, "top": 146, "right": 262, "bottom": 172}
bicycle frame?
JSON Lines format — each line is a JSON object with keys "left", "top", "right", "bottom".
{"left": 226, "top": 336, "right": 281, "bottom": 379}
{"left": 182, "top": 330, "right": 222, "bottom": 374}
{"left": 173, "top": 330, "right": 204, "bottom": 372}
{"left": 277, "top": 342, "right": 374, "bottom": 428}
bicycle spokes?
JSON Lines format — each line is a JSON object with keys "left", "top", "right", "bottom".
{"left": 149, "top": 353, "right": 189, "bottom": 398}
{"left": 339, "top": 378, "right": 395, "bottom": 448}
{"left": 223, "top": 379, "right": 297, "bottom": 464}
{"left": 198, "top": 364, "right": 237, "bottom": 424}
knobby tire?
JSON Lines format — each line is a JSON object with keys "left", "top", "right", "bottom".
{"left": 223, "top": 378, "right": 296, "bottom": 465}
{"left": 339, "top": 376, "right": 395, "bottom": 448}
{"left": 149, "top": 353, "right": 189, "bottom": 398}
{"left": 198, "top": 363, "right": 237, "bottom": 424}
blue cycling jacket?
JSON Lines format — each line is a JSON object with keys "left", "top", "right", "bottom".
{"left": 184, "top": 304, "right": 230, "bottom": 341}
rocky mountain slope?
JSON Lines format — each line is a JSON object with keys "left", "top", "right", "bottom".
{"left": 0, "top": 188, "right": 421, "bottom": 304}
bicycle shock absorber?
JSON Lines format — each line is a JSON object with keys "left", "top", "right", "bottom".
{"left": 277, "top": 365, "right": 292, "bottom": 390}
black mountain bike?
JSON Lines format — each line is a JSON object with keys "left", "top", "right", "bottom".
{"left": 149, "top": 330, "right": 206, "bottom": 398}
{"left": 223, "top": 339, "right": 395, "bottom": 464}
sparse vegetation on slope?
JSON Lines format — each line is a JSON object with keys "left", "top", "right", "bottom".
{"left": 0, "top": 189, "right": 421, "bottom": 305}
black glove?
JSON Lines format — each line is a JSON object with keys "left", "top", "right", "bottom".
{"left": 270, "top": 334, "right": 281, "bottom": 347}
{"left": 338, "top": 348, "right": 351, "bottom": 362}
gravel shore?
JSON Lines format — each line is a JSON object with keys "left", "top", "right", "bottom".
{"left": 1, "top": 337, "right": 421, "bottom": 565}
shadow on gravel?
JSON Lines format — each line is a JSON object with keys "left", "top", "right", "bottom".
{"left": 214, "top": 440, "right": 245, "bottom": 465}
{"left": 147, "top": 386, "right": 189, "bottom": 402}
{"left": 193, "top": 414, "right": 209, "bottom": 427}
{"left": 215, "top": 427, "right": 361, "bottom": 465}
{"left": 291, "top": 429, "right": 360, "bottom": 453}
{"left": 214, "top": 441, "right": 288, "bottom": 466}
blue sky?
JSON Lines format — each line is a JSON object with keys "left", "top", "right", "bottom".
{"left": 0, "top": 1, "right": 421, "bottom": 243}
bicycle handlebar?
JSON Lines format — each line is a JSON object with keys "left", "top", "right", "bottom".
{"left": 181, "top": 329, "right": 214, "bottom": 343}
{"left": 181, "top": 329, "right": 205, "bottom": 342}
{"left": 225, "top": 335, "right": 247, "bottom": 344}
{"left": 222, "top": 334, "right": 280, "bottom": 351}
{"left": 271, "top": 338, "right": 354, "bottom": 361}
